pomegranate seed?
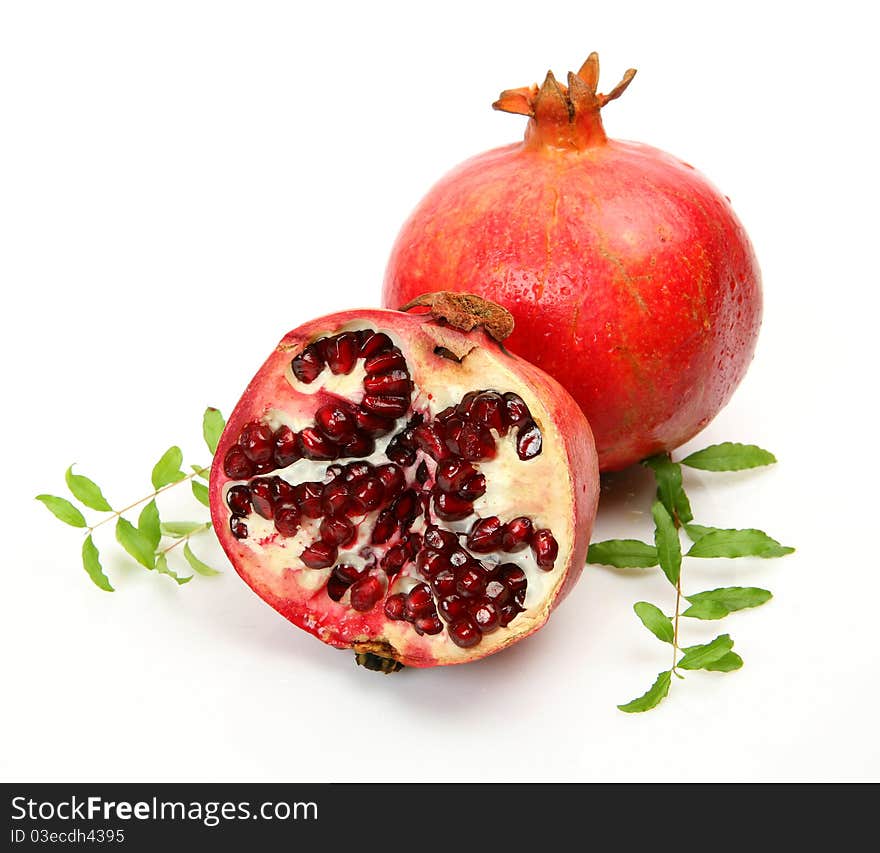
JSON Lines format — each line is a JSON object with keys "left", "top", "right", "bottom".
{"left": 253, "top": 460, "right": 274, "bottom": 474}
{"left": 414, "top": 615, "right": 443, "bottom": 635}
{"left": 320, "top": 516, "right": 356, "bottom": 546}
{"left": 458, "top": 473, "right": 486, "bottom": 501}
{"left": 484, "top": 579, "right": 511, "bottom": 606}
{"left": 326, "top": 564, "right": 363, "bottom": 602}
{"left": 359, "top": 331, "right": 394, "bottom": 359}
{"left": 443, "top": 416, "right": 466, "bottom": 455}
{"left": 393, "top": 489, "right": 419, "bottom": 525}
{"left": 448, "top": 548, "right": 470, "bottom": 569}
{"left": 381, "top": 544, "right": 408, "bottom": 575}
{"left": 499, "top": 601, "right": 524, "bottom": 627}
{"left": 226, "top": 485, "right": 251, "bottom": 516}
{"left": 271, "top": 477, "right": 297, "bottom": 504}
{"left": 457, "top": 423, "right": 496, "bottom": 461}
{"left": 272, "top": 425, "right": 301, "bottom": 468}
{"left": 516, "top": 421, "right": 543, "bottom": 460}
{"left": 386, "top": 440, "right": 416, "bottom": 467}
{"left": 223, "top": 446, "right": 254, "bottom": 479}
{"left": 361, "top": 395, "right": 410, "bottom": 418}
{"left": 416, "top": 460, "right": 430, "bottom": 484}
{"left": 350, "top": 575, "right": 385, "bottom": 612}
{"left": 356, "top": 409, "right": 395, "bottom": 436}
{"left": 322, "top": 481, "right": 352, "bottom": 516}
{"left": 424, "top": 525, "right": 458, "bottom": 552}
{"left": 300, "top": 541, "right": 338, "bottom": 569}
{"left": 376, "top": 464, "right": 405, "bottom": 496}
{"left": 364, "top": 348, "right": 407, "bottom": 375}
{"left": 295, "top": 481, "right": 324, "bottom": 518}
{"left": 434, "top": 492, "right": 474, "bottom": 521}
{"left": 457, "top": 565, "right": 490, "bottom": 597}
{"left": 315, "top": 404, "right": 356, "bottom": 442}
{"left": 322, "top": 332, "right": 360, "bottom": 375}
{"left": 448, "top": 618, "right": 482, "bottom": 648}
{"left": 500, "top": 517, "right": 533, "bottom": 551}
{"left": 416, "top": 549, "right": 448, "bottom": 578}
{"left": 363, "top": 368, "right": 412, "bottom": 397}
{"left": 471, "top": 392, "right": 506, "bottom": 433}
{"left": 438, "top": 594, "right": 468, "bottom": 622}
{"left": 402, "top": 533, "right": 422, "bottom": 558}
{"left": 352, "top": 476, "right": 384, "bottom": 510}
{"left": 371, "top": 509, "right": 396, "bottom": 544}
{"left": 405, "top": 583, "right": 435, "bottom": 620}
{"left": 384, "top": 593, "right": 407, "bottom": 620}
{"left": 502, "top": 392, "right": 529, "bottom": 426}
{"left": 498, "top": 564, "right": 527, "bottom": 601}
{"left": 456, "top": 391, "right": 481, "bottom": 417}
{"left": 435, "top": 406, "right": 457, "bottom": 423}
{"left": 466, "top": 516, "right": 504, "bottom": 552}
{"left": 239, "top": 421, "right": 274, "bottom": 464}
{"left": 249, "top": 479, "right": 275, "bottom": 519}
{"left": 412, "top": 423, "right": 449, "bottom": 461}
{"left": 531, "top": 529, "right": 559, "bottom": 569}
{"left": 339, "top": 432, "right": 375, "bottom": 458}
{"left": 229, "top": 516, "right": 248, "bottom": 539}
{"left": 275, "top": 506, "right": 301, "bottom": 537}
{"left": 434, "top": 459, "right": 474, "bottom": 493}
{"left": 344, "top": 462, "right": 372, "bottom": 482}
{"left": 291, "top": 343, "right": 325, "bottom": 384}
{"left": 431, "top": 571, "right": 458, "bottom": 598}
{"left": 299, "top": 427, "right": 339, "bottom": 461}
{"left": 469, "top": 598, "right": 500, "bottom": 633}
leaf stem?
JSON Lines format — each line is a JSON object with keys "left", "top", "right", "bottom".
{"left": 671, "top": 576, "right": 682, "bottom": 673}
{"left": 86, "top": 468, "right": 208, "bottom": 535}
{"left": 158, "top": 523, "right": 212, "bottom": 556}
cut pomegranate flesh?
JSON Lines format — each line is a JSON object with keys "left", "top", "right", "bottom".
{"left": 211, "top": 306, "right": 598, "bottom": 668}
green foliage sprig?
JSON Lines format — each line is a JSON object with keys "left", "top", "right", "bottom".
{"left": 36, "top": 408, "right": 226, "bottom": 590}
{"left": 587, "top": 442, "right": 794, "bottom": 713}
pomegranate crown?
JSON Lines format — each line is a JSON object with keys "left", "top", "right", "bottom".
{"left": 493, "top": 52, "right": 636, "bottom": 150}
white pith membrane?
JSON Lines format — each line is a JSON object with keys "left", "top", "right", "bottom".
{"left": 218, "top": 320, "right": 577, "bottom": 665}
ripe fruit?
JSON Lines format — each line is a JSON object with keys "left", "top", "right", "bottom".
{"left": 210, "top": 294, "right": 599, "bottom": 669}
{"left": 383, "top": 52, "right": 762, "bottom": 471}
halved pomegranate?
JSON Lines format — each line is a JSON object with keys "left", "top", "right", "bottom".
{"left": 210, "top": 294, "right": 599, "bottom": 669}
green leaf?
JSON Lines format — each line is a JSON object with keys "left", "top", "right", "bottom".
{"left": 683, "top": 586, "right": 772, "bottom": 620}
{"left": 681, "top": 442, "right": 777, "bottom": 471}
{"left": 680, "top": 600, "right": 730, "bottom": 620}
{"left": 183, "top": 543, "right": 221, "bottom": 576}
{"left": 151, "top": 446, "right": 186, "bottom": 490}
{"left": 35, "top": 494, "right": 86, "bottom": 528}
{"left": 191, "top": 464, "right": 211, "bottom": 481}
{"left": 651, "top": 500, "right": 682, "bottom": 587}
{"left": 618, "top": 670, "right": 672, "bottom": 713}
{"left": 587, "top": 539, "right": 658, "bottom": 568}
{"left": 686, "top": 528, "right": 795, "bottom": 559}
{"left": 202, "top": 407, "right": 226, "bottom": 455}
{"left": 82, "top": 535, "right": 113, "bottom": 591}
{"left": 633, "top": 602, "right": 674, "bottom": 644}
{"left": 115, "top": 518, "right": 156, "bottom": 569}
{"left": 704, "top": 652, "right": 744, "bottom": 672}
{"left": 65, "top": 465, "right": 112, "bottom": 511}
{"left": 643, "top": 454, "right": 693, "bottom": 524}
{"left": 684, "top": 523, "right": 717, "bottom": 542}
{"left": 191, "top": 480, "right": 210, "bottom": 507}
{"left": 678, "top": 634, "right": 734, "bottom": 670}
{"left": 160, "top": 521, "right": 210, "bottom": 537}
{"left": 138, "top": 499, "right": 161, "bottom": 550}
{"left": 155, "top": 553, "right": 193, "bottom": 585}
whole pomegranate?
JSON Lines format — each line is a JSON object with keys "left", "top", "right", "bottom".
{"left": 210, "top": 294, "right": 598, "bottom": 670}
{"left": 383, "top": 53, "right": 762, "bottom": 471}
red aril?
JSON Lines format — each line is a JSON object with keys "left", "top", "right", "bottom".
{"left": 382, "top": 53, "right": 762, "bottom": 472}
{"left": 210, "top": 295, "right": 599, "bottom": 669}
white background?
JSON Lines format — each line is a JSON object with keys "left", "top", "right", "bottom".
{"left": 1, "top": 1, "right": 877, "bottom": 782}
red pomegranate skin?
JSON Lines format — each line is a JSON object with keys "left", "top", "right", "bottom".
{"left": 383, "top": 62, "right": 762, "bottom": 471}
